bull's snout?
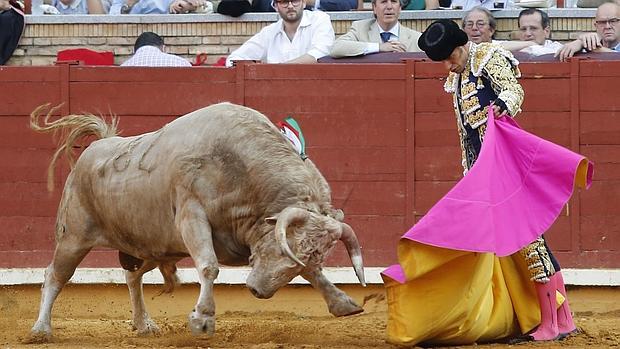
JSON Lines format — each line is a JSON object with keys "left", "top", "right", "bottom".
{"left": 248, "top": 286, "right": 271, "bottom": 299}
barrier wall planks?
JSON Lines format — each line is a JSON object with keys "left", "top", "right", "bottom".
{"left": 0, "top": 59, "right": 618, "bottom": 270}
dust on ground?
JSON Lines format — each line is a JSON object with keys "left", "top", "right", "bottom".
{"left": 0, "top": 284, "right": 618, "bottom": 348}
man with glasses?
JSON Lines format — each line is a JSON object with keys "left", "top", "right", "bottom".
{"left": 557, "top": 2, "right": 620, "bottom": 61}
{"left": 462, "top": 6, "right": 497, "bottom": 44}
{"left": 462, "top": 7, "right": 548, "bottom": 52}
{"left": 329, "top": 0, "right": 422, "bottom": 58}
{"left": 225, "top": 0, "right": 334, "bottom": 66}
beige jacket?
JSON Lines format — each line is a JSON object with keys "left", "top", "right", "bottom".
{"left": 330, "top": 19, "right": 422, "bottom": 58}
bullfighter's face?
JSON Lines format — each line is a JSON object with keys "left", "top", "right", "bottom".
{"left": 442, "top": 46, "right": 469, "bottom": 74}
{"left": 0, "top": 0, "right": 11, "bottom": 10}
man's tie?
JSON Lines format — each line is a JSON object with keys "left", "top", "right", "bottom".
{"left": 380, "top": 32, "right": 391, "bottom": 43}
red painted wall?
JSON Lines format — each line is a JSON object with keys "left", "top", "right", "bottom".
{"left": 0, "top": 59, "right": 618, "bottom": 270}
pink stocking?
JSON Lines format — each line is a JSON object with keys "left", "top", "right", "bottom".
{"left": 552, "top": 272, "right": 577, "bottom": 335}
{"left": 529, "top": 276, "right": 560, "bottom": 341}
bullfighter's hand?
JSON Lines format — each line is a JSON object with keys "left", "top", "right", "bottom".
{"left": 491, "top": 102, "right": 507, "bottom": 118}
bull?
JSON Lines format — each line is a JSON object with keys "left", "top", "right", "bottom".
{"left": 27, "top": 102, "right": 365, "bottom": 342}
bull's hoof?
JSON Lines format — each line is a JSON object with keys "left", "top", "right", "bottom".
{"left": 328, "top": 298, "right": 364, "bottom": 317}
{"left": 133, "top": 318, "right": 160, "bottom": 336}
{"left": 24, "top": 329, "right": 52, "bottom": 344}
{"left": 188, "top": 312, "right": 215, "bottom": 336}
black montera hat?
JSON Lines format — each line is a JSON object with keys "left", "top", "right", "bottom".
{"left": 418, "top": 19, "right": 469, "bottom": 61}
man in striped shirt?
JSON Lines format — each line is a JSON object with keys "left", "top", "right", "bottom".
{"left": 122, "top": 32, "right": 191, "bottom": 67}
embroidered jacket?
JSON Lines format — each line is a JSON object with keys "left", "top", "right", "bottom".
{"left": 444, "top": 42, "right": 524, "bottom": 172}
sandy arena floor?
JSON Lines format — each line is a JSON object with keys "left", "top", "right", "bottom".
{"left": 0, "top": 283, "right": 618, "bottom": 348}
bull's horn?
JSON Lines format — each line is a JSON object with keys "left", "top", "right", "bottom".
{"left": 339, "top": 223, "right": 366, "bottom": 287}
{"left": 274, "top": 207, "right": 309, "bottom": 267}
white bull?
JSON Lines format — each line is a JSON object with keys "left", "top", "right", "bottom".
{"left": 27, "top": 102, "right": 365, "bottom": 342}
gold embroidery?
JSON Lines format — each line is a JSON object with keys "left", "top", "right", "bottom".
{"left": 482, "top": 50, "right": 524, "bottom": 117}
{"left": 477, "top": 123, "right": 487, "bottom": 143}
{"left": 467, "top": 107, "right": 488, "bottom": 129}
{"left": 461, "top": 95, "right": 480, "bottom": 114}
{"left": 461, "top": 80, "right": 477, "bottom": 99}
{"left": 520, "top": 237, "right": 556, "bottom": 283}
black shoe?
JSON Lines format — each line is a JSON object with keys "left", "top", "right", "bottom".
{"left": 558, "top": 328, "right": 582, "bottom": 340}
{"left": 507, "top": 334, "right": 561, "bottom": 345}
{"left": 507, "top": 334, "right": 535, "bottom": 345}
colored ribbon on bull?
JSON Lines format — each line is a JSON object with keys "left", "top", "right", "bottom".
{"left": 278, "top": 116, "right": 307, "bottom": 160}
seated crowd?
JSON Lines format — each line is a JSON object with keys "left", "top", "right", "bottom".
{"left": 3, "top": 0, "right": 619, "bottom": 66}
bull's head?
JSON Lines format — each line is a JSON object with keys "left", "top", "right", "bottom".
{"left": 246, "top": 207, "right": 365, "bottom": 299}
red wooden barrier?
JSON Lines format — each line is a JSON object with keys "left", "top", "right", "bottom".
{"left": 0, "top": 59, "right": 618, "bottom": 270}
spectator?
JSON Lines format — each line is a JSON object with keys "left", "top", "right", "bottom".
{"left": 401, "top": 0, "right": 439, "bottom": 10}
{"left": 48, "top": 0, "right": 107, "bottom": 14}
{"left": 225, "top": 0, "right": 334, "bottom": 66}
{"left": 170, "top": 0, "right": 211, "bottom": 12}
{"left": 462, "top": 7, "right": 538, "bottom": 51}
{"left": 451, "top": 0, "right": 506, "bottom": 10}
{"left": 216, "top": 0, "right": 255, "bottom": 16}
{"left": 330, "top": 0, "right": 422, "bottom": 58}
{"left": 121, "top": 32, "right": 192, "bottom": 67}
{"left": 462, "top": 6, "right": 497, "bottom": 44}
{"left": 557, "top": 1, "right": 620, "bottom": 61}
{"left": 110, "top": 0, "right": 208, "bottom": 13}
{"left": 305, "top": 0, "right": 362, "bottom": 11}
{"left": 517, "top": 8, "right": 562, "bottom": 55}
{"left": 0, "top": 0, "right": 24, "bottom": 65}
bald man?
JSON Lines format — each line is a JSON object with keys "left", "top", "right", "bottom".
{"left": 556, "top": 1, "right": 620, "bottom": 61}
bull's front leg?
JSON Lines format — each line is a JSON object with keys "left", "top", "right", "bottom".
{"left": 177, "top": 198, "right": 219, "bottom": 336}
{"left": 301, "top": 268, "right": 363, "bottom": 317}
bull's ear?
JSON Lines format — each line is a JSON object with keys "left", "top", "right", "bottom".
{"left": 265, "top": 216, "right": 277, "bottom": 225}
{"left": 331, "top": 209, "right": 344, "bottom": 222}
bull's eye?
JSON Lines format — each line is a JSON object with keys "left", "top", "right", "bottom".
{"left": 248, "top": 254, "right": 255, "bottom": 266}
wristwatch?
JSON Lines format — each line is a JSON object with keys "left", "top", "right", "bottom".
{"left": 121, "top": 3, "right": 132, "bottom": 13}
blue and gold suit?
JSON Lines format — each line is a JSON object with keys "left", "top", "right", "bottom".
{"left": 444, "top": 42, "right": 558, "bottom": 283}
{"left": 445, "top": 42, "right": 524, "bottom": 173}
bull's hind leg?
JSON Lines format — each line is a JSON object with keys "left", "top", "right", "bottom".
{"left": 176, "top": 198, "right": 219, "bottom": 336}
{"left": 27, "top": 235, "right": 93, "bottom": 343}
{"left": 122, "top": 256, "right": 160, "bottom": 336}
{"left": 301, "top": 268, "right": 363, "bottom": 317}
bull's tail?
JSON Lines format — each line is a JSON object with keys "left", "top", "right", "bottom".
{"left": 30, "top": 103, "right": 119, "bottom": 192}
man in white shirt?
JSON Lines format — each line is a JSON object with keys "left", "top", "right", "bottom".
{"left": 329, "top": 0, "right": 422, "bottom": 58}
{"left": 122, "top": 32, "right": 192, "bottom": 67}
{"left": 517, "top": 8, "right": 563, "bottom": 55}
{"left": 225, "top": 0, "right": 335, "bottom": 67}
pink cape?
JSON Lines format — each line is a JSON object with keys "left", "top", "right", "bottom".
{"left": 384, "top": 110, "right": 593, "bottom": 282}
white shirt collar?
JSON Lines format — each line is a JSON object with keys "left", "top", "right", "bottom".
{"left": 379, "top": 22, "right": 400, "bottom": 38}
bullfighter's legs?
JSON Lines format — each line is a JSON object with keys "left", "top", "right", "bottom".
{"left": 28, "top": 235, "right": 93, "bottom": 342}
{"left": 177, "top": 198, "right": 219, "bottom": 336}
{"left": 124, "top": 260, "right": 159, "bottom": 335}
{"left": 301, "top": 268, "right": 363, "bottom": 317}
{"left": 553, "top": 272, "right": 578, "bottom": 337}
